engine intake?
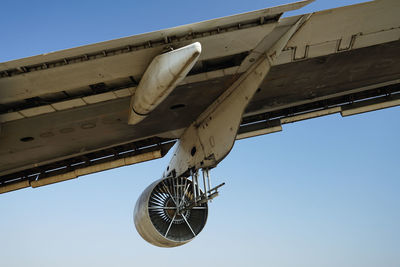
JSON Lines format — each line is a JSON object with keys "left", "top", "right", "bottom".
{"left": 134, "top": 176, "right": 208, "bottom": 247}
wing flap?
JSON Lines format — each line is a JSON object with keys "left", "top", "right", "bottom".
{"left": 0, "top": 139, "right": 174, "bottom": 194}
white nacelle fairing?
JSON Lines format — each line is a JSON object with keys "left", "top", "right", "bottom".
{"left": 128, "top": 42, "right": 202, "bottom": 125}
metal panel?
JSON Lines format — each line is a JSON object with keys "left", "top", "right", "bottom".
{"left": 308, "top": 41, "right": 338, "bottom": 58}
{"left": 0, "top": 112, "right": 24, "bottom": 123}
{"left": 0, "top": 139, "right": 174, "bottom": 193}
{"left": 280, "top": 0, "right": 400, "bottom": 62}
{"left": 274, "top": 49, "right": 293, "bottom": 65}
{"left": 30, "top": 150, "right": 161, "bottom": 188}
{"left": 0, "top": 0, "right": 311, "bottom": 72}
{"left": 280, "top": 107, "right": 341, "bottom": 123}
{"left": 0, "top": 180, "right": 30, "bottom": 194}
{"left": 353, "top": 28, "right": 400, "bottom": 49}
{"left": 237, "top": 124, "right": 282, "bottom": 140}
{"left": 248, "top": 41, "right": 400, "bottom": 115}
{"left": 114, "top": 88, "right": 133, "bottom": 98}
{"left": 51, "top": 98, "right": 87, "bottom": 111}
{"left": 341, "top": 95, "right": 400, "bottom": 116}
{"left": 83, "top": 92, "right": 117, "bottom": 104}
{"left": 19, "top": 105, "right": 56, "bottom": 117}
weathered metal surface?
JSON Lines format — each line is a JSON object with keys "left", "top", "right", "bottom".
{"left": 128, "top": 42, "right": 202, "bottom": 125}
{"left": 0, "top": 0, "right": 399, "bottom": 190}
{"left": 0, "top": 75, "right": 231, "bottom": 177}
{"left": 0, "top": 138, "right": 175, "bottom": 194}
{"left": 166, "top": 16, "right": 304, "bottom": 177}
{"left": 241, "top": 83, "right": 400, "bottom": 139}
{"left": 341, "top": 94, "right": 400, "bottom": 117}
{"left": 279, "top": 0, "right": 400, "bottom": 63}
{"left": 237, "top": 120, "right": 282, "bottom": 140}
{"left": 248, "top": 40, "right": 400, "bottom": 115}
{"left": 0, "top": 1, "right": 311, "bottom": 73}
{"left": 1, "top": 40, "right": 399, "bottom": 183}
{"left": 0, "top": 0, "right": 299, "bottom": 104}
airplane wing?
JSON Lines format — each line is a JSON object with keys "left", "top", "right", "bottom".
{"left": 1, "top": 0, "right": 399, "bottom": 194}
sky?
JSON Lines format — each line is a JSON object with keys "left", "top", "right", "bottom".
{"left": 1, "top": 0, "right": 399, "bottom": 267}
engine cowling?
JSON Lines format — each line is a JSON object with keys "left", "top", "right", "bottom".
{"left": 134, "top": 176, "right": 208, "bottom": 247}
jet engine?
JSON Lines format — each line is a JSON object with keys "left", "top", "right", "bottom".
{"left": 134, "top": 176, "right": 208, "bottom": 247}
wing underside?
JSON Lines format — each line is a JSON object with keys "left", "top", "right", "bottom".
{"left": 0, "top": 0, "right": 399, "bottom": 193}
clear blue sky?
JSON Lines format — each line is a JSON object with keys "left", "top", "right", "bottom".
{"left": 1, "top": 1, "right": 399, "bottom": 266}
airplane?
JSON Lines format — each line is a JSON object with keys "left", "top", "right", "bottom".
{"left": 0, "top": 0, "right": 399, "bottom": 248}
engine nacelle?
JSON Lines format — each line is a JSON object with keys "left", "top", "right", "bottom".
{"left": 134, "top": 176, "right": 208, "bottom": 247}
